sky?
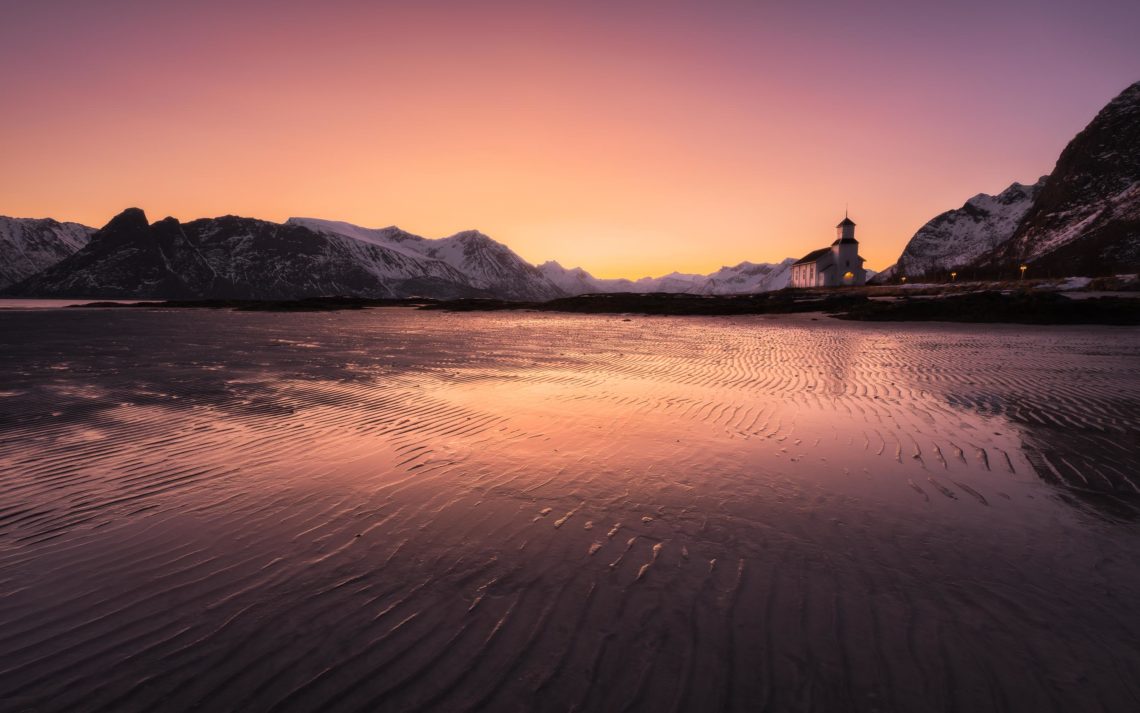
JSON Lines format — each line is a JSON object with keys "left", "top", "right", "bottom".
{"left": 1, "top": 1, "right": 1138, "bottom": 277}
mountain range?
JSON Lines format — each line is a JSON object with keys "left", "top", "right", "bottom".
{"left": 538, "top": 259, "right": 794, "bottom": 295}
{"left": 3, "top": 81, "right": 1137, "bottom": 298}
{"left": 0, "top": 210, "right": 794, "bottom": 300}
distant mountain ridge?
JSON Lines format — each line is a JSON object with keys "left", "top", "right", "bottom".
{"left": 539, "top": 259, "right": 795, "bottom": 295}
{"left": 299, "top": 219, "right": 797, "bottom": 297}
{"left": 2, "top": 210, "right": 797, "bottom": 300}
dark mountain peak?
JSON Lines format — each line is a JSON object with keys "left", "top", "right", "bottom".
{"left": 1099, "top": 80, "right": 1140, "bottom": 118}
{"left": 1051, "top": 81, "right": 1140, "bottom": 178}
{"left": 88, "top": 207, "right": 153, "bottom": 250}
{"left": 997, "top": 177, "right": 1047, "bottom": 200}
{"left": 103, "top": 207, "right": 149, "bottom": 232}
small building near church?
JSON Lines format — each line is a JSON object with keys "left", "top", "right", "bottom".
{"left": 790, "top": 214, "right": 867, "bottom": 288}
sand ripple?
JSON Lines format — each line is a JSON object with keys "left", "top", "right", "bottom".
{"left": 0, "top": 309, "right": 1138, "bottom": 712}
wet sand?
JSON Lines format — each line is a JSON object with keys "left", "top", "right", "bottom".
{"left": 0, "top": 308, "right": 1138, "bottom": 712}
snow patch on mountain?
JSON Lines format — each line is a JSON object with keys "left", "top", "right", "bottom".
{"left": 421, "top": 231, "right": 563, "bottom": 299}
{"left": 289, "top": 220, "right": 563, "bottom": 300}
{"left": 287, "top": 218, "right": 428, "bottom": 259}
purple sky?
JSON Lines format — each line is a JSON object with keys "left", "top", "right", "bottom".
{"left": 2, "top": 0, "right": 1138, "bottom": 274}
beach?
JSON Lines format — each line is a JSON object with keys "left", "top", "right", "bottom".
{"left": 1, "top": 307, "right": 1137, "bottom": 712}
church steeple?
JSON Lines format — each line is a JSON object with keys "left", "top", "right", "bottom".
{"left": 835, "top": 211, "right": 856, "bottom": 244}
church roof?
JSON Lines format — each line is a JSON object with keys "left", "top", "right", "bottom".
{"left": 831, "top": 236, "right": 859, "bottom": 245}
{"left": 836, "top": 217, "right": 856, "bottom": 228}
{"left": 793, "top": 247, "right": 830, "bottom": 265}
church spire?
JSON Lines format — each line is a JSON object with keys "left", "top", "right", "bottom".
{"left": 835, "top": 210, "right": 856, "bottom": 242}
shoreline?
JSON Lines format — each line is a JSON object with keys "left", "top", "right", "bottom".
{"left": 14, "top": 287, "right": 1134, "bottom": 325}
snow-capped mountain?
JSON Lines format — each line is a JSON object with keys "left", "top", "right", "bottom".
{"left": 640, "top": 272, "right": 710, "bottom": 294}
{"left": 984, "top": 81, "right": 1140, "bottom": 274}
{"left": 537, "top": 261, "right": 634, "bottom": 294}
{"left": 889, "top": 179, "right": 1046, "bottom": 279}
{"left": 538, "top": 259, "right": 793, "bottom": 295}
{"left": 291, "top": 218, "right": 562, "bottom": 300}
{"left": 701, "top": 259, "right": 794, "bottom": 294}
{"left": 0, "top": 216, "right": 94, "bottom": 289}
{"left": 884, "top": 80, "right": 1140, "bottom": 280}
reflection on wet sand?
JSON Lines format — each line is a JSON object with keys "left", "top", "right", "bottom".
{"left": 0, "top": 308, "right": 1137, "bottom": 712}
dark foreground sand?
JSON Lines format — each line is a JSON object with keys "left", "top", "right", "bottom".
{"left": 0, "top": 308, "right": 1137, "bottom": 712}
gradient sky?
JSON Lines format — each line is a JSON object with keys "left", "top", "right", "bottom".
{"left": 2, "top": 1, "right": 1138, "bottom": 276}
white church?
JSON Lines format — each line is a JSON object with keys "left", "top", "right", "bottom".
{"left": 790, "top": 214, "right": 868, "bottom": 288}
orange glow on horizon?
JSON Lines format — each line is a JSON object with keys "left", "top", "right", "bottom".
{"left": 2, "top": 1, "right": 1137, "bottom": 278}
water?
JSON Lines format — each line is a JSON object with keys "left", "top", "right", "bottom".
{"left": 0, "top": 298, "right": 154, "bottom": 310}
{"left": 1, "top": 308, "right": 1137, "bottom": 712}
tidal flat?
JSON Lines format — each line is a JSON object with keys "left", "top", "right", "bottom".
{"left": 0, "top": 308, "right": 1138, "bottom": 712}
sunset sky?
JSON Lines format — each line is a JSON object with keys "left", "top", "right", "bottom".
{"left": 2, "top": 1, "right": 1138, "bottom": 277}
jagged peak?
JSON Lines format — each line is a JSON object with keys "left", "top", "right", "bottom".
{"left": 102, "top": 207, "right": 149, "bottom": 232}
{"left": 1098, "top": 80, "right": 1140, "bottom": 117}
{"left": 961, "top": 177, "right": 1047, "bottom": 211}
{"left": 538, "top": 261, "right": 595, "bottom": 277}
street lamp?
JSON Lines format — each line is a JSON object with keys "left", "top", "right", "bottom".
{"left": 950, "top": 271, "right": 957, "bottom": 282}
{"left": 1019, "top": 264, "right": 1027, "bottom": 280}
{"left": 900, "top": 276, "right": 907, "bottom": 284}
